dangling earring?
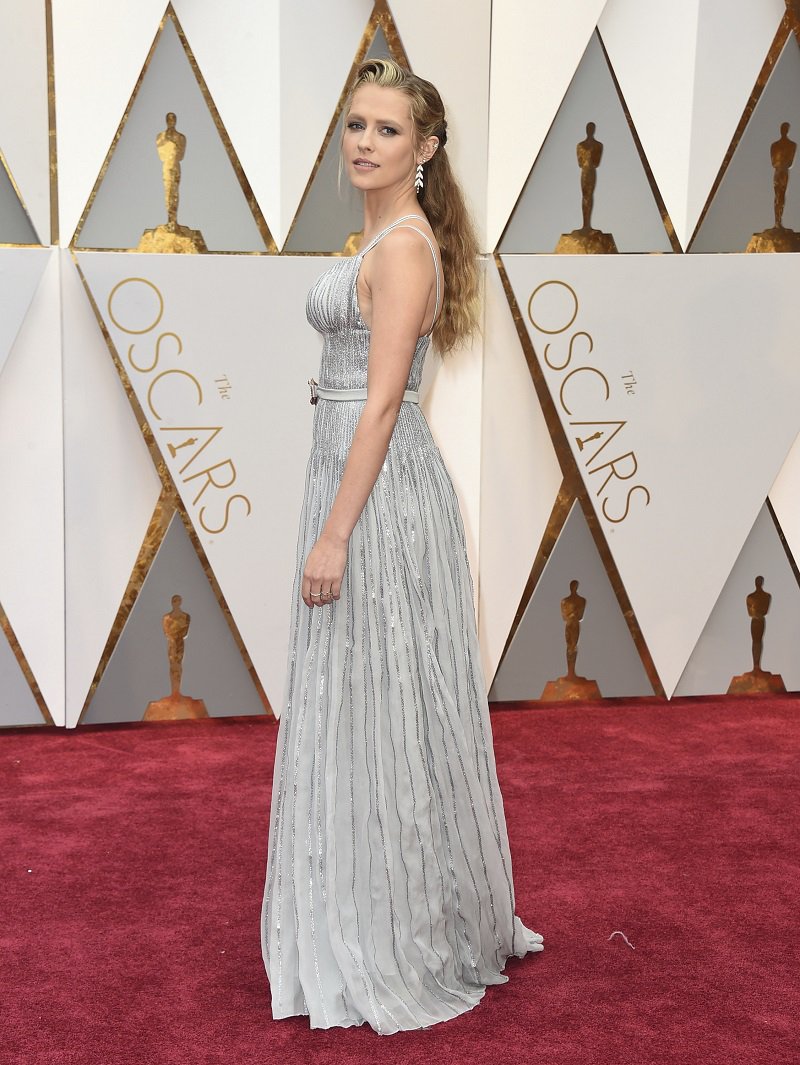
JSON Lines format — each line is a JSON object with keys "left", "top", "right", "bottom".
{"left": 415, "top": 162, "right": 424, "bottom": 194}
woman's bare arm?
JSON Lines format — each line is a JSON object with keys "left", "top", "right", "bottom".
{"left": 301, "top": 229, "right": 437, "bottom": 607}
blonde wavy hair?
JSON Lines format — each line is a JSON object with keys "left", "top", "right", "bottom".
{"left": 345, "top": 58, "right": 480, "bottom": 354}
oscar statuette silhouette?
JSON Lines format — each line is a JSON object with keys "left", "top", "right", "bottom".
{"left": 144, "top": 594, "right": 210, "bottom": 719}
{"left": 138, "top": 112, "right": 208, "bottom": 253}
{"left": 555, "top": 123, "right": 618, "bottom": 254}
{"left": 746, "top": 123, "right": 800, "bottom": 253}
{"left": 727, "top": 577, "right": 786, "bottom": 694}
{"left": 541, "top": 580, "right": 602, "bottom": 701}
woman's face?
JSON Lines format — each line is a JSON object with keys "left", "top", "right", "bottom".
{"left": 343, "top": 84, "right": 417, "bottom": 194}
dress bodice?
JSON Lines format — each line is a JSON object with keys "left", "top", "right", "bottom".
{"left": 305, "top": 215, "right": 439, "bottom": 394}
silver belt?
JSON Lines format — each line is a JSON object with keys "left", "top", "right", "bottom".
{"left": 308, "top": 378, "right": 419, "bottom": 405}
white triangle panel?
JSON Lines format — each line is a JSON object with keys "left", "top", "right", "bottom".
{"left": 279, "top": 0, "right": 374, "bottom": 248}
{"left": 420, "top": 263, "right": 486, "bottom": 615}
{"left": 477, "top": 258, "right": 561, "bottom": 690}
{"left": 172, "top": 0, "right": 280, "bottom": 242}
{"left": 686, "top": 0, "right": 786, "bottom": 246}
{"left": 691, "top": 35, "right": 800, "bottom": 253}
{"left": 77, "top": 252, "right": 334, "bottom": 712}
{"left": 675, "top": 504, "right": 800, "bottom": 696}
{"left": 0, "top": 251, "right": 64, "bottom": 723}
{"left": 391, "top": 0, "right": 491, "bottom": 250}
{"left": 52, "top": 0, "right": 167, "bottom": 244}
{"left": 487, "top": 0, "right": 608, "bottom": 250}
{"left": 0, "top": 0, "right": 50, "bottom": 243}
{"left": 599, "top": 0, "right": 699, "bottom": 249}
{"left": 600, "top": 0, "right": 785, "bottom": 250}
{"left": 769, "top": 430, "right": 800, "bottom": 571}
{"left": 503, "top": 252, "right": 800, "bottom": 697}
{"left": 63, "top": 251, "right": 162, "bottom": 727}
{"left": 0, "top": 249, "right": 50, "bottom": 379}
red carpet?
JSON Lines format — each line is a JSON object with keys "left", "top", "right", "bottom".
{"left": 2, "top": 698, "right": 798, "bottom": 1065}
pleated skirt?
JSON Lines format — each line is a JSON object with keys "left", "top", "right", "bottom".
{"left": 261, "top": 401, "right": 542, "bottom": 1034}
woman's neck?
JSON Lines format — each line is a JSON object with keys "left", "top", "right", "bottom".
{"left": 362, "top": 189, "right": 424, "bottom": 241}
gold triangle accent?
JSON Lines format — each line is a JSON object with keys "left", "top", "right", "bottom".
{"left": 0, "top": 601, "right": 54, "bottom": 725}
{"left": 45, "top": 0, "right": 59, "bottom": 246}
{"left": 281, "top": 0, "right": 411, "bottom": 255}
{"left": 495, "top": 253, "right": 665, "bottom": 698}
{"left": 687, "top": 14, "right": 793, "bottom": 251}
{"left": 767, "top": 497, "right": 800, "bottom": 592}
{"left": 70, "top": 2, "right": 276, "bottom": 253}
{"left": 72, "top": 252, "right": 273, "bottom": 722}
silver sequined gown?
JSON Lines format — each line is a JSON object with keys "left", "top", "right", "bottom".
{"left": 261, "top": 215, "right": 543, "bottom": 1034}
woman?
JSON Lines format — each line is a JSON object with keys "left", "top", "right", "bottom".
{"left": 262, "top": 57, "right": 543, "bottom": 1034}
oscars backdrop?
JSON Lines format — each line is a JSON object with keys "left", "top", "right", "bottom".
{"left": 2, "top": 0, "right": 800, "bottom": 728}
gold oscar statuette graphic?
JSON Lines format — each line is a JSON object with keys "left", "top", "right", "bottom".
{"left": 138, "top": 112, "right": 209, "bottom": 253}
{"left": 555, "top": 122, "right": 618, "bottom": 255}
{"left": 727, "top": 577, "right": 787, "bottom": 694}
{"left": 342, "top": 229, "right": 364, "bottom": 256}
{"left": 541, "top": 580, "right": 602, "bottom": 701}
{"left": 746, "top": 123, "right": 800, "bottom": 253}
{"left": 144, "top": 594, "right": 210, "bottom": 719}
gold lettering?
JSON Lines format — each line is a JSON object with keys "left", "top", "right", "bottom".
{"left": 589, "top": 451, "right": 639, "bottom": 496}
{"left": 569, "top": 419, "right": 627, "bottom": 466}
{"left": 602, "top": 484, "right": 651, "bottom": 524}
{"left": 559, "top": 366, "right": 610, "bottom": 416}
{"left": 147, "top": 369, "right": 203, "bottom": 422}
{"left": 107, "top": 277, "right": 164, "bottom": 335}
{"left": 544, "top": 330, "right": 593, "bottom": 372}
{"left": 128, "top": 330, "right": 182, "bottom": 375}
{"left": 199, "top": 494, "right": 252, "bottom": 534}
{"left": 527, "top": 280, "right": 579, "bottom": 335}
{"left": 183, "top": 458, "right": 237, "bottom": 505}
{"left": 159, "top": 426, "right": 224, "bottom": 474}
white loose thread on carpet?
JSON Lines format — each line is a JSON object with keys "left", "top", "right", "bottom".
{"left": 608, "top": 931, "right": 635, "bottom": 950}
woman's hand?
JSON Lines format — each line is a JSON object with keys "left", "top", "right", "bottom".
{"left": 301, "top": 531, "right": 348, "bottom": 607}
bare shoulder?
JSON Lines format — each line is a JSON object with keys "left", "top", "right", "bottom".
{"left": 368, "top": 228, "right": 439, "bottom": 294}
{"left": 359, "top": 223, "right": 441, "bottom": 331}
{"left": 373, "top": 224, "right": 438, "bottom": 266}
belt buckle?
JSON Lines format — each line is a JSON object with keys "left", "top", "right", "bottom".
{"left": 308, "top": 378, "right": 318, "bottom": 405}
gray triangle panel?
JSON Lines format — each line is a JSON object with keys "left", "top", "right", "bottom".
{"left": 691, "top": 37, "right": 800, "bottom": 252}
{"left": 0, "top": 621, "right": 44, "bottom": 726}
{"left": 83, "top": 512, "right": 266, "bottom": 723}
{"left": 0, "top": 161, "right": 38, "bottom": 245}
{"left": 490, "top": 502, "right": 654, "bottom": 701}
{"left": 76, "top": 17, "right": 267, "bottom": 252}
{"left": 285, "top": 26, "right": 396, "bottom": 254}
{"left": 499, "top": 31, "right": 672, "bottom": 254}
{"left": 674, "top": 504, "right": 800, "bottom": 695}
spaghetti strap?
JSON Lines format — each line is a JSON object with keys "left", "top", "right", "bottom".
{"left": 359, "top": 214, "right": 441, "bottom": 336}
